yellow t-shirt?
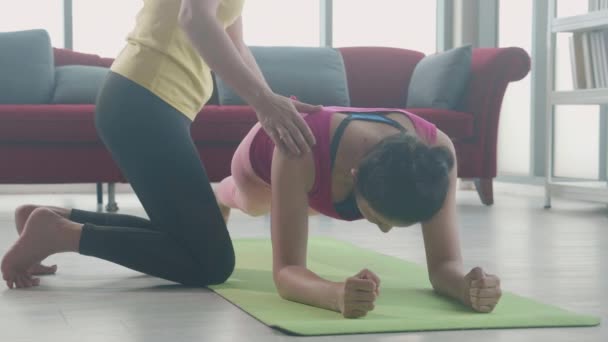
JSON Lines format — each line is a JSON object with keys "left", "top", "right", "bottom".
{"left": 111, "top": 0, "right": 245, "bottom": 120}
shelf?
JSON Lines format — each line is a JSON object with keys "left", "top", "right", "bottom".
{"left": 544, "top": 2, "right": 608, "bottom": 209}
{"left": 550, "top": 88, "right": 608, "bottom": 105}
{"left": 548, "top": 181, "right": 608, "bottom": 204}
{"left": 552, "top": 10, "right": 608, "bottom": 33}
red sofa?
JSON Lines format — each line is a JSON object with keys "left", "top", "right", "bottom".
{"left": 0, "top": 46, "right": 530, "bottom": 209}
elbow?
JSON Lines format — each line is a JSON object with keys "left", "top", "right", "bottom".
{"left": 429, "top": 269, "right": 437, "bottom": 288}
{"left": 428, "top": 272, "right": 440, "bottom": 291}
{"left": 427, "top": 264, "right": 447, "bottom": 292}
{"left": 233, "top": 40, "right": 248, "bottom": 56}
{"left": 273, "top": 269, "right": 288, "bottom": 299}
{"left": 272, "top": 267, "right": 293, "bottom": 301}
{"left": 275, "top": 285, "right": 290, "bottom": 301}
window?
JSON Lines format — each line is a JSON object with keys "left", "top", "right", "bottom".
{"left": 497, "top": 0, "right": 532, "bottom": 175}
{"left": 72, "top": 0, "right": 142, "bottom": 57}
{"left": 332, "top": 0, "right": 437, "bottom": 54}
{"left": 554, "top": 106, "right": 600, "bottom": 179}
{"left": 0, "top": 0, "right": 64, "bottom": 47}
{"left": 241, "top": 0, "right": 320, "bottom": 47}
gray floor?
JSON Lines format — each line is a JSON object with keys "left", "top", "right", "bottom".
{"left": 0, "top": 185, "right": 605, "bottom": 342}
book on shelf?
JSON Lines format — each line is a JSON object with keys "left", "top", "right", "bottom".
{"left": 589, "top": 0, "right": 608, "bottom": 10}
{"left": 592, "top": 32, "right": 603, "bottom": 88}
{"left": 603, "top": 31, "right": 608, "bottom": 88}
{"left": 562, "top": 3, "right": 608, "bottom": 90}
{"left": 598, "top": 31, "right": 607, "bottom": 88}
{"left": 570, "top": 30, "right": 608, "bottom": 89}
{"left": 581, "top": 32, "right": 595, "bottom": 88}
{"left": 569, "top": 33, "right": 587, "bottom": 89}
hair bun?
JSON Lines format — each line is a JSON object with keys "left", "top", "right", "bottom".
{"left": 356, "top": 133, "right": 455, "bottom": 223}
{"left": 413, "top": 146, "right": 454, "bottom": 183}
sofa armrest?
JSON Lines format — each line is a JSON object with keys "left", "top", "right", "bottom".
{"left": 471, "top": 47, "right": 530, "bottom": 84}
{"left": 461, "top": 47, "right": 530, "bottom": 174}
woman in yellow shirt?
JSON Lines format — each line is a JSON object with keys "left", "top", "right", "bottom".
{"left": 2, "top": 0, "right": 319, "bottom": 288}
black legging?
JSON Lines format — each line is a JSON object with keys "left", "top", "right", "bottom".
{"left": 75, "top": 71, "right": 234, "bottom": 286}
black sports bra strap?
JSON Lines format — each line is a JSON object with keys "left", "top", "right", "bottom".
{"left": 330, "top": 116, "right": 354, "bottom": 169}
{"left": 330, "top": 112, "right": 407, "bottom": 169}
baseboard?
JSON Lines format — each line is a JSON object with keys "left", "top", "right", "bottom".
{"left": 494, "top": 181, "right": 544, "bottom": 197}
{"left": 496, "top": 175, "right": 545, "bottom": 185}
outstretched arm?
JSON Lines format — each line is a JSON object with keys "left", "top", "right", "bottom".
{"left": 270, "top": 150, "right": 378, "bottom": 318}
{"left": 269, "top": 149, "right": 335, "bottom": 309}
{"left": 179, "top": 1, "right": 318, "bottom": 156}
{"left": 226, "top": 16, "right": 267, "bottom": 85}
{"left": 179, "top": 1, "right": 268, "bottom": 105}
{"left": 421, "top": 131, "right": 501, "bottom": 313}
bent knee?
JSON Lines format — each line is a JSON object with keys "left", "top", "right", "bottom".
{"left": 188, "top": 249, "right": 235, "bottom": 286}
{"left": 238, "top": 196, "right": 270, "bottom": 216}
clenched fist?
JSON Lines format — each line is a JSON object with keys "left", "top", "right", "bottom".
{"left": 463, "top": 267, "right": 502, "bottom": 313}
{"left": 338, "top": 269, "right": 381, "bottom": 318}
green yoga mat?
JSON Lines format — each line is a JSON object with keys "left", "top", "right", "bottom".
{"left": 210, "top": 238, "right": 600, "bottom": 336}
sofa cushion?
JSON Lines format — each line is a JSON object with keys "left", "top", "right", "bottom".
{"left": 191, "top": 106, "right": 259, "bottom": 143}
{"left": 339, "top": 47, "right": 425, "bottom": 108}
{"left": 0, "top": 105, "right": 99, "bottom": 143}
{"left": 407, "top": 45, "right": 472, "bottom": 110}
{"left": 216, "top": 47, "right": 350, "bottom": 106}
{"left": 52, "top": 66, "right": 110, "bottom": 104}
{"left": 0, "top": 29, "right": 55, "bottom": 104}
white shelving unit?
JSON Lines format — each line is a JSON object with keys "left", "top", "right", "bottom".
{"left": 544, "top": 2, "right": 608, "bottom": 208}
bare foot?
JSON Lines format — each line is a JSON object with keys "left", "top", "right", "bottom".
{"left": 15, "top": 205, "right": 71, "bottom": 233}
{"left": 2, "top": 208, "right": 82, "bottom": 289}
{"left": 14, "top": 205, "right": 70, "bottom": 275}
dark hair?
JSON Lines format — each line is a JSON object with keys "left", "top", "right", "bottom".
{"left": 355, "top": 133, "right": 454, "bottom": 223}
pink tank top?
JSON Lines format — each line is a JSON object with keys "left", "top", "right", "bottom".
{"left": 249, "top": 106, "right": 437, "bottom": 220}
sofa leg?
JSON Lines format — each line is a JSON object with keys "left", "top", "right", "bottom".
{"left": 105, "top": 183, "right": 119, "bottom": 212}
{"left": 96, "top": 183, "right": 104, "bottom": 212}
{"left": 474, "top": 178, "right": 494, "bottom": 206}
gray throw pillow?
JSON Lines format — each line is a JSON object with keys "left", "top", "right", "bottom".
{"left": 0, "top": 29, "right": 55, "bottom": 104}
{"left": 406, "top": 45, "right": 472, "bottom": 109}
{"left": 52, "top": 65, "right": 110, "bottom": 104}
{"left": 216, "top": 46, "right": 350, "bottom": 106}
